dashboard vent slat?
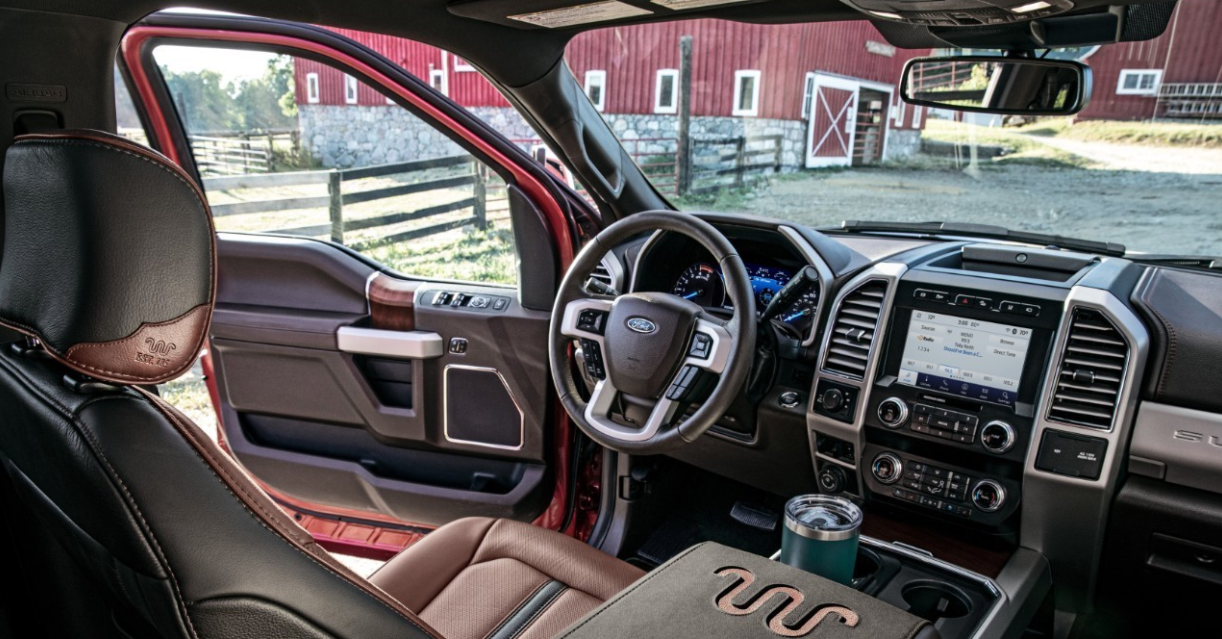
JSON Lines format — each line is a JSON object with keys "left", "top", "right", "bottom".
{"left": 1047, "top": 308, "right": 1130, "bottom": 430}
{"left": 821, "top": 280, "right": 889, "bottom": 380}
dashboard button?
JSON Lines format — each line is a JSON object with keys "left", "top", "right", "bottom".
{"left": 914, "top": 289, "right": 934, "bottom": 301}
{"left": 980, "top": 421, "right": 1016, "bottom": 454}
{"left": 820, "top": 387, "right": 845, "bottom": 412}
{"left": 972, "top": 297, "right": 994, "bottom": 309}
{"left": 954, "top": 294, "right": 976, "bottom": 307}
{"left": 971, "top": 480, "right": 1007, "bottom": 512}
{"left": 1019, "top": 303, "right": 1041, "bottom": 317}
{"left": 1000, "top": 300, "right": 1021, "bottom": 314}
{"left": 931, "top": 291, "right": 950, "bottom": 303}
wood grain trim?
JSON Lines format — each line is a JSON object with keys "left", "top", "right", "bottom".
{"left": 861, "top": 507, "right": 1013, "bottom": 578}
{"left": 369, "top": 273, "right": 422, "bottom": 332}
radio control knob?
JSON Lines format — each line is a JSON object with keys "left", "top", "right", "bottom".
{"left": 871, "top": 452, "right": 903, "bottom": 485}
{"left": 980, "top": 421, "right": 1016, "bottom": 454}
{"left": 971, "top": 480, "right": 1007, "bottom": 512}
{"left": 877, "top": 398, "right": 909, "bottom": 428}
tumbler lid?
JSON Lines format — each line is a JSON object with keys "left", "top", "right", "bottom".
{"left": 784, "top": 494, "right": 862, "bottom": 541}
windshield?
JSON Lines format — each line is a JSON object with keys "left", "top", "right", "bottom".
{"left": 564, "top": 8, "right": 1222, "bottom": 256}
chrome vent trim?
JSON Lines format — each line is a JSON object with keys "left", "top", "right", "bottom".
{"left": 822, "top": 279, "right": 889, "bottom": 380}
{"left": 1047, "top": 307, "right": 1130, "bottom": 430}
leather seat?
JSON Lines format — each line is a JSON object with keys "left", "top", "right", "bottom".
{"left": 0, "top": 130, "right": 641, "bottom": 639}
{"left": 372, "top": 517, "right": 643, "bottom": 639}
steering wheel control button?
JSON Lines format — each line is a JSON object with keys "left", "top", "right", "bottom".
{"left": 576, "top": 309, "right": 607, "bottom": 334}
{"left": 877, "top": 397, "right": 908, "bottom": 428}
{"left": 579, "top": 338, "right": 605, "bottom": 380}
{"left": 980, "top": 421, "right": 1016, "bottom": 454}
{"left": 779, "top": 391, "right": 801, "bottom": 409}
{"left": 871, "top": 452, "right": 903, "bottom": 485}
{"left": 971, "top": 480, "right": 1007, "bottom": 512}
{"left": 688, "top": 332, "right": 713, "bottom": 359}
{"left": 666, "top": 365, "right": 701, "bottom": 401}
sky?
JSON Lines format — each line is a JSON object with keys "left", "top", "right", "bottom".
{"left": 153, "top": 45, "right": 281, "bottom": 85}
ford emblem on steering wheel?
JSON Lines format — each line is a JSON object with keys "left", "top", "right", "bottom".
{"left": 626, "top": 317, "right": 657, "bottom": 334}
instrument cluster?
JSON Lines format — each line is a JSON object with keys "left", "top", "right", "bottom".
{"left": 672, "top": 261, "right": 819, "bottom": 338}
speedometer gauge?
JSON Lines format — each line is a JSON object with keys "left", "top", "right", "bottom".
{"left": 672, "top": 263, "right": 726, "bottom": 308}
{"left": 776, "top": 286, "right": 820, "bottom": 338}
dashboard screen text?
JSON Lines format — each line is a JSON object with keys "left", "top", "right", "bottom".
{"left": 897, "top": 311, "right": 1031, "bottom": 407}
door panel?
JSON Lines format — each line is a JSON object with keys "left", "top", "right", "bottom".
{"left": 211, "top": 234, "right": 553, "bottom": 527}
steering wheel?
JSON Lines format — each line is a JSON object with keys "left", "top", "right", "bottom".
{"left": 549, "top": 211, "right": 757, "bottom": 454}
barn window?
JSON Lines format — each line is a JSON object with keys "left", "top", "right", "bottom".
{"left": 892, "top": 98, "right": 905, "bottom": 127}
{"left": 655, "top": 69, "right": 679, "bottom": 114}
{"left": 801, "top": 73, "right": 816, "bottom": 119}
{"left": 344, "top": 74, "right": 358, "bottom": 104}
{"left": 429, "top": 69, "right": 449, "bottom": 96}
{"left": 306, "top": 73, "right": 320, "bottom": 104}
{"left": 453, "top": 54, "right": 475, "bottom": 72}
{"left": 585, "top": 70, "right": 607, "bottom": 112}
{"left": 1116, "top": 69, "right": 1162, "bottom": 96}
{"left": 733, "top": 70, "right": 761, "bottom": 117}
{"left": 912, "top": 104, "right": 924, "bottom": 128}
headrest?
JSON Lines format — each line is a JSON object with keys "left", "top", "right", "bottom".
{"left": 0, "top": 130, "right": 216, "bottom": 385}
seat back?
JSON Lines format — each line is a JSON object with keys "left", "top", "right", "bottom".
{"left": 0, "top": 131, "right": 440, "bottom": 639}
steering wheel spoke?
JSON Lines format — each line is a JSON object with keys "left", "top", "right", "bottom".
{"left": 584, "top": 379, "right": 680, "bottom": 443}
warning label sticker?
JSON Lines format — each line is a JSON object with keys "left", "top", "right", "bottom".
{"left": 651, "top": 0, "right": 752, "bottom": 11}
{"left": 508, "top": 1, "right": 653, "bottom": 28}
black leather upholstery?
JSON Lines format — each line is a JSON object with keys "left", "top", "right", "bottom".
{"left": 0, "top": 131, "right": 439, "bottom": 639}
{"left": 0, "top": 131, "right": 214, "bottom": 384}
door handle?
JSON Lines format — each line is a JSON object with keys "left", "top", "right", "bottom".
{"left": 337, "top": 326, "right": 443, "bottom": 359}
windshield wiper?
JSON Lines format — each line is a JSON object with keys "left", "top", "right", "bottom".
{"left": 833, "top": 221, "right": 1127, "bottom": 258}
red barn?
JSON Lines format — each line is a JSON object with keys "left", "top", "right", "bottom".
{"left": 296, "top": 20, "right": 931, "bottom": 170}
{"left": 1078, "top": 0, "right": 1222, "bottom": 121}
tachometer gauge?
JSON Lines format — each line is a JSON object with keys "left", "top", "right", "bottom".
{"left": 672, "top": 262, "right": 726, "bottom": 308}
{"left": 776, "top": 286, "right": 820, "bottom": 338}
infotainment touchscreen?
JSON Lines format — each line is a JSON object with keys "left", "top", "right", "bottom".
{"left": 896, "top": 311, "right": 1032, "bottom": 407}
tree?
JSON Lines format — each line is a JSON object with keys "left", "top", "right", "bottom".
{"left": 162, "top": 67, "right": 241, "bottom": 133}
{"left": 233, "top": 56, "right": 297, "bottom": 132}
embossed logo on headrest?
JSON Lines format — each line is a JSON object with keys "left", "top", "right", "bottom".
{"left": 136, "top": 337, "right": 178, "bottom": 368}
{"left": 713, "top": 567, "right": 859, "bottom": 636}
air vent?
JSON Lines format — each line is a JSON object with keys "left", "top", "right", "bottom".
{"left": 590, "top": 261, "right": 614, "bottom": 288}
{"left": 1048, "top": 308, "right": 1130, "bottom": 430}
{"left": 823, "top": 279, "right": 889, "bottom": 380}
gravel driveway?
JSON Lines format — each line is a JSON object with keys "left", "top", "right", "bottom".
{"left": 733, "top": 141, "right": 1222, "bottom": 256}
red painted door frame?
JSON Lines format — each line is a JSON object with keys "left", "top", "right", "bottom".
{"left": 121, "top": 22, "right": 583, "bottom": 558}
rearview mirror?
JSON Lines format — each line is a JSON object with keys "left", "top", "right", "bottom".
{"left": 900, "top": 56, "right": 1091, "bottom": 116}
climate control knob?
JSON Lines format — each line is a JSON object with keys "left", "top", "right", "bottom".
{"left": 871, "top": 452, "right": 903, "bottom": 485}
{"left": 971, "top": 480, "right": 1007, "bottom": 512}
{"left": 980, "top": 421, "right": 1016, "bottom": 454}
{"left": 877, "top": 398, "right": 909, "bottom": 429}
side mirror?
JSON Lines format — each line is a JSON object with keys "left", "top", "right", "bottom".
{"left": 900, "top": 56, "right": 1091, "bottom": 116}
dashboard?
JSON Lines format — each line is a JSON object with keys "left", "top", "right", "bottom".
{"left": 610, "top": 212, "right": 1222, "bottom": 623}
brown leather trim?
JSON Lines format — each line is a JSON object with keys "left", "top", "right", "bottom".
{"left": 3, "top": 130, "right": 219, "bottom": 385}
{"left": 369, "top": 273, "right": 421, "bottom": 332}
{"left": 134, "top": 387, "right": 443, "bottom": 639}
{"left": 65, "top": 305, "right": 211, "bottom": 383}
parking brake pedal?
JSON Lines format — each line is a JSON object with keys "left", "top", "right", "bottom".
{"left": 730, "top": 501, "right": 779, "bottom": 531}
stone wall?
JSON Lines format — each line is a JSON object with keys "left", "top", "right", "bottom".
{"left": 299, "top": 105, "right": 919, "bottom": 171}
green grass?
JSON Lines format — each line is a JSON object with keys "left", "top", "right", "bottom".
{"left": 921, "top": 119, "right": 1091, "bottom": 169}
{"left": 673, "top": 186, "right": 754, "bottom": 211}
{"left": 1018, "top": 118, "right": 1222, "bottom": 148}
{"left": 362, "top": 221, "right": 518, "bottom": 285}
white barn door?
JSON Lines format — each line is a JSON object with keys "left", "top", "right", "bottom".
{"left": 806, "top": 75, "right": 860, "bottom": 168}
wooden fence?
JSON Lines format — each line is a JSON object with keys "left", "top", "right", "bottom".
{"left": 203, "top": 155, "right": 495, "bottom": 251}
{"left": 191, "top": 130, "right": 300, "bottom": 176}
{"left": 686, "top": 134, "right": 784, "bottom": 194}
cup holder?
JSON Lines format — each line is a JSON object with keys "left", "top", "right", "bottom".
{"left": 901, "top": 580, "right": 972, "bottom": 621}
{"left": 851, "top": 548, "right": 881, "bottom": 587}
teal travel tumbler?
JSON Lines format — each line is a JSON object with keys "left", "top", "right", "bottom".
{"left": 779, "top": 494, "right": 862, "bottom": 585}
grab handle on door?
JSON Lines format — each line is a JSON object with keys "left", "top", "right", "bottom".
{"left": 337, "top": 326, "right": 443, "bottom": 360}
